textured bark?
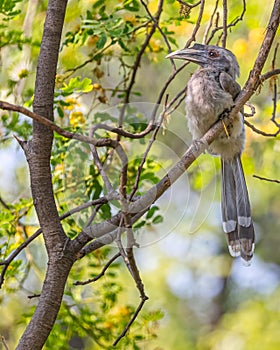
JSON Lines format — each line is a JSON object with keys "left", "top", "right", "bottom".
{"left": 16, "top": 255, "right": 74, "bottom": 350}
{"left": 16, "top": 1, "right": 70, "bottom": 349}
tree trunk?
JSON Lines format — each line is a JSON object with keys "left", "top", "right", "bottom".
{"left": 16, "top": 255, "right": 74, "bottom": 350}
{"left": 16, "top": 1, "right": 70, "bottom": 348}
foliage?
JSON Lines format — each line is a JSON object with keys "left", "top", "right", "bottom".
{"left": 0, "top": 0, "right": 21, "bottom": 19}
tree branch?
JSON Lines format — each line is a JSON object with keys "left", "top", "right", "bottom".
{"left": 206, "top": 0, "right": 246, "bottom": 44}
{"left": 202, "top": 0, "right": 219, "bottom": 44}
{"left": 222, "top": 0, "right": 228, "bottom": 47}
{"left": 0, "top": 196, "right": 112, "bottom": 288}
{"left": 185, "top": 0, "right": 205, "bottom": 48}
{"left": 118, "top": 0, "right": 164, "bottom": 127}
{"left": 73, "top": 252, "right": 121, "bottom": 285}
{"left": 140, "top": 0, "right": 176, "bottom": 69}
{"left": 244, "top": 119, "right": 280, "bottom": 137}
{"left": 253, "top": 174, "right": 280, "bottom": 184}
{"left": 0, "top": 101, "right": 117, "bottom": 147}
{"left": 113, "top": 293, "right": 148, "bottom": 346}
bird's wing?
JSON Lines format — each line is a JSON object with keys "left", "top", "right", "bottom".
{"left": 219, "top": 71, "right": 241, "bottom": 99}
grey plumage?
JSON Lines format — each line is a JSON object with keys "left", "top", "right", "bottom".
{"left": 166, "top": 43, "right": 255, "bottom": 265}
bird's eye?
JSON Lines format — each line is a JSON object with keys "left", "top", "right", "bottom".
{"left": 208, "top": 50, "right": 219, "bottom": 58}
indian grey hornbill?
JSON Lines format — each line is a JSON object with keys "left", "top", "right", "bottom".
{"left": 166, "top": 43, "right": 255, "bottom": 265}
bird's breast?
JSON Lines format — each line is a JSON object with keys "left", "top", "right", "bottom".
{"left": 186, "top": 72, "right": 233, "bottom": 137}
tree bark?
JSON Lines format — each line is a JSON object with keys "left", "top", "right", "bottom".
{"left": 16, "top": 255, "right": 74, "bottom": 350}
{"left": 16, "top": 1, "right": 70, "bottom": 349}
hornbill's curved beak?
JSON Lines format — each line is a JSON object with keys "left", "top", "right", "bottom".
{"left": 165, "top": 44, "right": 209, "bottom": 65}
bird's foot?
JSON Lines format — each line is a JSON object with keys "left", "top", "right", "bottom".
{"left": 219, "top": 107, "right": 233, "bottom": 120}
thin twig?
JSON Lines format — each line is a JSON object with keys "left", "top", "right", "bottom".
{"left": 116, "top": 124, "right": 132, "bottom": 273}
{"left": 185, "top": 0, "right": 205, "bottom": 48}
{"left": 115, "top": 224, "right": 148, "bottom": 345}
{"left": 0, "top": 197, "right": 111, "bottom": 288}
{"left": 119, "top": 0, "right": 164, "bottom": 127}
{"left": 260, "top": 68, "right": 280, "bottom": 82}
{"left": 253, "top": 174, "right": 280, "bottom": 184}
{"left": 91, "top": 121, "right": 156, "bottom": 139}
{"left": 150, "top": 60, "right": 190, "bottom": 126}
{"left": 176, "top": 0, "right": 201, "bottom": 8}
{"left": 129, "top": 94, "right": 170, "bottom": 201}
{"left": 84, "top": 204, "right": 103, "bottom": 228}
{"left": 27, "top": 293, "right": 41, "bottom": 299}
{"left": 73, "top": 252, "right": 121, "bottom": 285}
{"left": 203, "top": 0, "right": 219, "bottom": 44}
{"left": 271, "top": 43, "right": 279, "bottom": 128}
{"left": 207, "top": 0, "right": 246, "bottom": 43}
{"left": 126, "top": 244, "right": 146, "bottom": 297}
{"left": 113, "top": 296, "right": 148, "bottom": 346}
{"left": 89, "top": 127, "right": 115, "bottom": 194}
{"left": 0, "top": 335, "right": 9, "bottom": 350}
{"left": 244, "top": 119, "right": 280, "bottom": 137}
{"left": 244, "top": 102, "right": 256, "bottom": 117}
{"left": 60, "top": 196, "right": 111, "bottom": 220}
{"left": 64, "top": 42, "right": 113, "bottom": 77}
{"left": 222, "top": 0, "right": 228, "bottom": 48}
{"left": 166, "top": 87, "right": 186, "bottom": 115}
{"left": 0, "top": 196, "right": 10, "bottom": 210}
{"left": 0, "top": 228, "right": 42, "bottom": 288}
{"left": 140, "top": 0, "right": 176, "bottom": 69}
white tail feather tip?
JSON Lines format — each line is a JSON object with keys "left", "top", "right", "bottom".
{"left": 228, "top": 245, "right": 241, "bottom": 257}
{"left": 241, "top": 257, "right": 252, "bottom": 267}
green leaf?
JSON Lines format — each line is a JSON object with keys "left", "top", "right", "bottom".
{"left": 60, "top": 77, "right": 93, "bottom": 94}
{"left": 93, "top": 0, "right": 105, "bottom": 9}
{"left": 123, "top": 0, "right": 140, "bottom": 12}
{"left": 133, "top": 220, "right": 146, "bottom": 229}
{"left": 79, "top": 77, "right": 94, "bottom": 92}
{"left": 152, "top": 215, "right": 163, "bottom": 224}
{"left": 57, "top": 106, "right": 64, "bottom": 118}
{"left": 0, "top": 0, "right": 21, "bottom": 18}
{"left": 96, "top": 31, "right": 107, "bottom": 49}
{"left": 146, "top": 206, "right": 159, "bottom": 219}
{"left": 118, "top": 38, "right": 129, "bottom": 51}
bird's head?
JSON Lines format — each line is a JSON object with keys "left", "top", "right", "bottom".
{"left": 166, "top": 43, "right": 240, "bottom": 79}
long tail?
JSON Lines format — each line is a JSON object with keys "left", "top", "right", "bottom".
{"left": 221, "top": 155, "right": 255, "bottom": 265}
